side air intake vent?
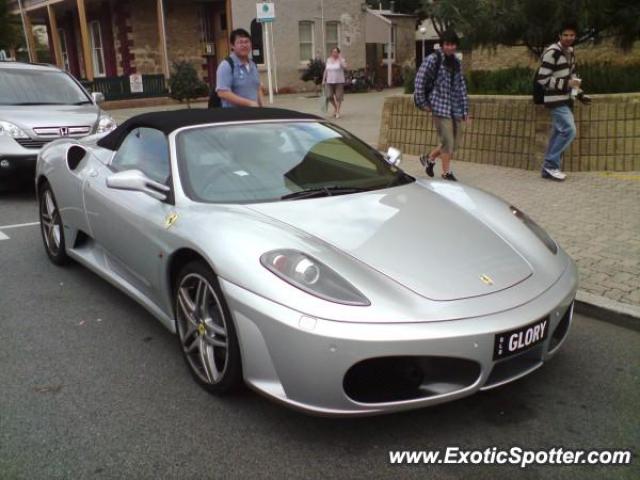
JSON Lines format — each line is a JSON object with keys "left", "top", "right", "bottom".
{"left": 67, "top": 145, "right": 87, "bottom": 171}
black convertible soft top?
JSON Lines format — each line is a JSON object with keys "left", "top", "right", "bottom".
{"left": 97, "top": 107, "right": 321, "bottom": 151}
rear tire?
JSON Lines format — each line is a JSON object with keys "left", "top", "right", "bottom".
{"left": 39, "top": 181, "right": 69, "bottom": 265}
{"left": 174, "top": 260, "right": 242, "bottom": 394}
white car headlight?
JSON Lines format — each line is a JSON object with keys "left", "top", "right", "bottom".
{"left": 96, "top": 114, "right": 117, "bottom": 134}
{"left": 260, "top": 249, "right": 370, "bottom": 306}
{"left": 0, "top": 120, "right": 29, "bottom": 139}
{"left": 510, "top": 205, "right": 558, "bottom": 254}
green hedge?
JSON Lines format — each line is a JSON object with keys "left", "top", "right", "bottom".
{"left": 404, "top": 63, "right": 640, "bottom": 95}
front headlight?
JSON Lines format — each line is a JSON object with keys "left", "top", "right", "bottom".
{"left": 0, "top": 120, "right": 29, "bottom": 139}
{"left": 260, "top": 249, "right": 370, "bottom": 306}
{"left": 510, "top": 205, "right": 558, "bottom": 254}
{"left": 96, "top": 114, "right": 117, "bottom": 134}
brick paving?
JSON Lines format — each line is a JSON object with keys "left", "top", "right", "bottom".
{"left": 108, "top": 89, "right": 640, "bottom": 311}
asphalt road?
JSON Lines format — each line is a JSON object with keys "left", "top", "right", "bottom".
{"left": 0, "top": 188, "right": 638, "bottom": 480}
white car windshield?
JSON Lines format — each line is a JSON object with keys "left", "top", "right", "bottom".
{"left": 0, "top": 69, "right": 91, "bottom": 106}
{"left": 175, "top": 122, "right": 413, "bottom": 203}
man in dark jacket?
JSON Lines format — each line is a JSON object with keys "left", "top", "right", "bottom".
{"left": 414, "top": 30, "right": 469, "bottom": 181}
{"left": 536, "top": 23, "right": 590, "bottom": 181}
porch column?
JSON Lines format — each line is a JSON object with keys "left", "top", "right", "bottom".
{"left": 17, "top": 0, "right": 36, "bottom": 62}
{"left": 225, "top": 0, "right": 233, "bottom": 31}
{"left": 387, "top": 26, "right": 392, "bottom": 87}
{"left": 47, "top": 5, "right": 64, "bottom": 69}
{"left": 157, "top": 0, "right": 170, "bottom": 78}
{"left": 76, "top": 0, "right": 94, "bottom": 80}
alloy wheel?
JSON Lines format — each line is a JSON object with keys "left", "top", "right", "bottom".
{"left": 40, "top": 188, "right": 62, "bottom": 256}
{"left": 176, "top": 273, "right": 230, "bottom": 385}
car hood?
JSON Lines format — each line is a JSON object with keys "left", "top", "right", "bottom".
{"left": 247, "top": 182, "right": 533, "bottom": 301}
{"left": 0, "top": 105, "right": 100, "bottom": 131}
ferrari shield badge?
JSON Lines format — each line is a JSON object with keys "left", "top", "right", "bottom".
{"left": 480, "top": 274, "right": 494, "bottom": 286}
{"left": 165, "top": 212, "right": 178, "bottom": 229}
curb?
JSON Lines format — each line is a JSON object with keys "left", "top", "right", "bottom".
{"left": 574, "top": 290, "right": 640, "bottom": 332}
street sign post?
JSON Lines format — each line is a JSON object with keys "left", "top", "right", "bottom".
{"left": 257, "top": 3, "right": 276, "bottom": 104}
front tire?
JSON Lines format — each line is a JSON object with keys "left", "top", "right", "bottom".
{"left": 39, "top": 182, "right": 69, "bottom": 265}
{"left": 175, "top": 261, "right": 242, "bottom": 394}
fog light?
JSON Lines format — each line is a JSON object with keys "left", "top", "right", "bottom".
{"left": 0, "top": 159, "right": 10, "bottom": 168}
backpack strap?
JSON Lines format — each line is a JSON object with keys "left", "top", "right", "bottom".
{"left": 225, "top": 56, "right": 234, "bottom": 73}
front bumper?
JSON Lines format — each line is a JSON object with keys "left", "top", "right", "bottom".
{"left": 0, "top": 154, "right": 37, "bottom": 180}
{"left": 221, "top": 260, "right": 578, "bottom": 416}
{"left": 0, "top": 135, "right": 41, "bottom": 181}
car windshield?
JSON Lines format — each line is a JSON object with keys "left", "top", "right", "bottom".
{"left": 176, "top": 121, "right": 413, "bottom": 203}
{"left": 0, "top": 68, "right": 91, "bottom": 106}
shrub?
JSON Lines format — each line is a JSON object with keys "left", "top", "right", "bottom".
{"left": 465, "top": 63, "right": 640, "bottom": 95}
{"left": 169, "top": 61, "right": 208, "bottom": 107}
{"left": 403, "top": 66, "right": 416, "bottom": 94}
{"left": 301, "top": 58, "right": 325, "bottom": 86}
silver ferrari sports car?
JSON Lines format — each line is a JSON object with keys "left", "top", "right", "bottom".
{"left": 36, "top": 108, "right": 577, "bottom": 416}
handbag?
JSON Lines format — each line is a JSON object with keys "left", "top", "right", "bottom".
{"left": 319, "top": 86, "right": 328, "bottom": 113}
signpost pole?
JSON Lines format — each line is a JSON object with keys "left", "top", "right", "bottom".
{"left": 257, "top": 3, "right": 275, "bottom": 104}
{"left": 269, "top": 22, "right": 278, "bottom": 94}
{"left": 264, "top": 21, "right": 274, "bottom": 104}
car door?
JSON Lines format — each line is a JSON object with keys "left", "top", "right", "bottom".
{"left": 83, "top": 127, "right": 174, "bottom": 304}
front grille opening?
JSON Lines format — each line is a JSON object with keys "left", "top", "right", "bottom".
{"left": 343, "top": 356, "right": 481, "bottom": 404}
{"left": 549, "top": 303, "right": 573, "bottom": 353}
{"left": 15, "top": 138, "right": 53, "bottom": 149}
{"left": 483, "top": 344, "right": 544, "bottom": 390}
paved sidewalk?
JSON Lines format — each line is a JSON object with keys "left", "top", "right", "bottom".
{"left": 108, "top": 89, "right": 640, "bottom": 316}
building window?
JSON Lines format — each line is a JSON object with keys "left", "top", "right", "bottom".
{"left": 58, "top": 28, "right": 70, "bottom": 72}
{"left": 298, "top": 21, "right": 314, "bottom": 62}
{"left": 383, "top": 25, "right": 396, "bottom": 63}
{"left": 89, "top": 21, "right": 106, "bottom": 77}
{"left": 325, "top": 21, "right": 340, "bottom": 55}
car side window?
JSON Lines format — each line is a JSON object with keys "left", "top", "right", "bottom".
{"left": 111, "top": 127, "right": 170, "bottom": 184}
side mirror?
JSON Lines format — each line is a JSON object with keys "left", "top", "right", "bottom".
{"left": 385, "top": 147, "right": 402, "bottom": 166}
{"left": 106, "top": 170, "right": 169, "bottom": 201}
{"left": 91, "top": 92, "right": 105, "bottom": 104}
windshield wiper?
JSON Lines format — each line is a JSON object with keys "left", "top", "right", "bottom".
{"left": 281, "top": 186, "right": 369, "bottom": 200}
{"left": 385, "top": 171, "right": 414, "bottom": 188}
{"left": 72, "top": 100, "right": 93, "bottom": 105}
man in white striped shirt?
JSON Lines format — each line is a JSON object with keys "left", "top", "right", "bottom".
{"left": 536, "top": 23, "right": 586, "bottom": 181}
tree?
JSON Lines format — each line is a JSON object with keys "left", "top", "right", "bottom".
{"left": 0, "top": 0, "right": 23, "bottom": 51}
{"left": 168, "top": 61, "right": 208, "bottom": 108}
{"left": 422, "top": 0, "right": 640, "bottom": 57}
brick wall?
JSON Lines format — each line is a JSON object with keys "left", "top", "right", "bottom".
{"left": 378, "top": 94, "right": 640, "bottom": 172}
{"left": 470, "top": 40, "right": 640, "bottom": 71}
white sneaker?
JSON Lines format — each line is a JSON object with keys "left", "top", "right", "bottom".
{"left": 542, "top": 167, "right": 567, "bottom": 181}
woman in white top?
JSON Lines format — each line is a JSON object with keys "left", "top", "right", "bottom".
{"left": 322, "top": 47, "right": 347, "bottom": 118}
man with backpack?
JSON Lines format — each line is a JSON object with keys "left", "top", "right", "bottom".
{"left": 414, "top": 30, "right": 469, "bottom": 181}
{"left": 211, "top": 28, "right": 263, "bottom": 108}
{"left": 536, "top": 22, "right": 591, "bottom": 181}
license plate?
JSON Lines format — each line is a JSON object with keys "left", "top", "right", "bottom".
{"left": 493, "top": 318, "right": 549, "bottom": 360}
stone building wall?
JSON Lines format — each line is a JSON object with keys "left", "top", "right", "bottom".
{"left": 231, "top": 0, "right": 367, "bottom": 93}
{"left": 128, "top": 0, "right": 162, "bottom": 75}
{"left": 392, "top": 16, "right": 416, "bottom": 68}
{"left": 164, "top": 1, "right": 205, "bottom": 77}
